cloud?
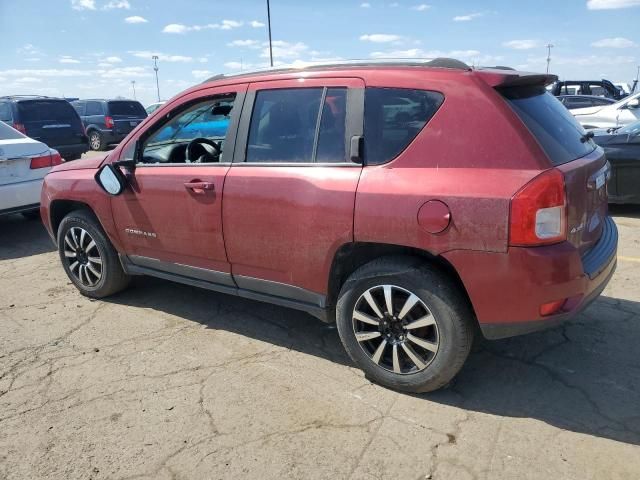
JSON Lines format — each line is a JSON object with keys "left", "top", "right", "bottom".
{"left": 250, "top": 20, "right": 265, "bottom": 27}
{"left": 129, "top": 51, "right": 194, "bottom": 62}
{"left": 227, "top": 39, "right": 261, "bottom": 48}
{"left": 97, "top": 66, "right": 152, "bottom": 79}
{"left": 17, "top": 44, "right": 41, "bottom": 55}
{"left": 260, "top": 40, "right": 309, "bottom": 59}
{"left": 591, "top": 37, "right": 636, "bottom": 48}
{"left": 103, "top": 56, "right": 122, "bottom": 63}
{"left": 359, "top": 34, "right": 402, "bottom": 43}
{"left": 125, "top": 15, "right": 148, "bottom": 23}
{"left": 192, "top": 70, "right": 213, "bottom": 79}
{"left": 453, "top": 12, "right": 483, "bottom": 21}
{"left": 503, "top": 39, "right": 540, "bottom": 50}
{"left": 389, "top": 2, "right": 399, "bottom": 5}
{"left": 0, "top": 68, "right": 93, "bottom": 78}
{"left": 59, "top": 56, "right": 81, "bottom": 64}
{"left": 411, "top": 4, "right": 430, "bottom": 10}
{"left": 71, "top": 0, "right": 96, "bottom": 10}
{"left": 162, "top": 20, "right": 243, "bottom": 34}
{"left": 102, "top": 0, "right": 130, "bottom": 9}
{"left": 587, "top": 0, "right": 640, "bottom": 8}
{"left": 361, "top": 2, "right": 371, "bottom": 7}
{"left": 368, "top": 48, "right": 502, "bottom": 65}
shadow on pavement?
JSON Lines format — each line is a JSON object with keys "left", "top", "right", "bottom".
{"left": 0, "top": 214, "right": 55, "bottom": 260}
{"left": 609, "top": 204, "right": 640, "bottom": 220}
{"left": 109, "top": 275, "right": 640, "bottom": 447}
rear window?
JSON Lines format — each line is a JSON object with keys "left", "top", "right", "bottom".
{"left": 501, "top": 87, "right": 596, "bottom": 166}
{"left": 0, "top": 102, "right": 12, "bottom": 122}
{"left": 0, "top": 121, "right": 25, "bottom": 140}
{"left": 364, "top": 88, "right": 444, "bottom": 165}
{"left": 108, "top": 101, "right": 146, "bottom": 117}
{"left": 17, "top": 100, "right": 79, "bottom": 123}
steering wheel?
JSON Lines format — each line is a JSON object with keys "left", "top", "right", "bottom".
{"left": 185, "top": 137, "right": 221, "bottom": 163}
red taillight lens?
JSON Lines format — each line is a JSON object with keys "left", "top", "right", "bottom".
{"left": 105, "top": 116, "right": 114, "bottom": 129}
{"left": 30, "top": 153, "right": 53, "bottom": 169}
{"left": 50, "top": 151, "right": 63, "bottom": 166}
{"left": 13, "top": 123, "right": 27, "bottom": 135}
{"left": 509, "top": 169, "right": 567, "bottom": 246}
{"left": 540, "top": 299, "right": 566, "bottom": 317}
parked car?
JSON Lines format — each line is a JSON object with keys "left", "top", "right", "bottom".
{"left": 592, "top": 120, "right": 640, "bottom": 204}
{"left": 145, "top": 101, "right": 166, "bottom": 115}
{"left": 0, "top": 96, "right": 88, "bottom": 161}
{"left": 571, "top": 91, "right": 640, "bottom": 129}
{"left": 71, "top": 99, "right": 147, "bottom": 151}
{"left": 40, "top": 60, "right": 617, "bottom": 393}
{"left": 557, "top": 95, "right": 616, "bottom": 110}
{"left": 549, "top": 79, "right": 626, "bottom": 100}
{"left": 0, "top": 121, "right": 63, "bottom": 218}
{"left": 613, "top": 82, "right": 632, "bottom": 96}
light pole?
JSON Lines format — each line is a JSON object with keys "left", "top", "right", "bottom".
{"left": 545, "top": 43, "right": 554, "bottom": 74}
{"left": 131, "top": 80, "right": 136, "bottom": 100}
{"left": 267, "top": 0, "right": 273, "bottom": 67}
{"left": 152, "top": 55, "right": 160, "bottom": 102}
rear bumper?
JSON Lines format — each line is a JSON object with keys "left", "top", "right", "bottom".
{"left": 0, "top": 179, "right": 43, "bottom": 215}
{"left": 56, "top": 143, "right": 89, "bottom": 158}
{"left": 443, "top": 216, "right": 618, "bottom": 340}
{"left": 102, "top": 130, "right": 128, "bottom": 145}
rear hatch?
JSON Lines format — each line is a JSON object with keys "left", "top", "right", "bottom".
{"left": 107, "top": 101, "right": 147, "bottom": 135}
{"left": 0, "top": 122, "right": 50, "bottom": 186}
{"left": 500, "top": 85, "right": 608, "bottom": 256}
{"left": 18, "top": 99, "right": 86, "bottom": 148}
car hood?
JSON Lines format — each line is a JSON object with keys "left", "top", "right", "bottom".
{"left": 570, "top": 105, "right": 604, "bottom": 116}
{"left": 50, "top": 155, "right": 107, "bottom": 173}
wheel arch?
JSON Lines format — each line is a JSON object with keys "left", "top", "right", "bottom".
{"left": 326, "top": 242, "right": 477, "bottom": 323}
{"left": 50, "top": 200, "right": 98, "bottom": 240}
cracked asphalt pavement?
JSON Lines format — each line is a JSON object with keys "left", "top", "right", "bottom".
{"left": 1, "top": 206, "right": 639, "bottom": 480}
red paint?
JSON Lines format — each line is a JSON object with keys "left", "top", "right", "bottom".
{"left": 40, "top": 64, "right": 616, "bottom": 334}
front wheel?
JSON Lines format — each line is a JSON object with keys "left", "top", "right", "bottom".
{"left": 57, "top": 210, "right": 130, "bottom": 298}
{"left": 336, "top": 257, "right": 474, "bottom": 393}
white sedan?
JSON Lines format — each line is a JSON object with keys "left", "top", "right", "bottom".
{"left": 571, "top": 91, "right": 640, "bottom": 130}
{"left": 0, "top": 121, "right": 62, "bottom": 218}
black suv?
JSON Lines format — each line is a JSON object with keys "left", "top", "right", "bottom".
{"left": 549, "top": 79, "right": 626, "bottom": 100}
{"left": 71, "top": 99, "right": 147, "bottom": 151}
{"left": 0, "top": 96, "right": 89, "bottom": 160}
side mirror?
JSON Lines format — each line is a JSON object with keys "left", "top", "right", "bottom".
{"left": 95, "top": 164, "right": 127, "bottom": 196}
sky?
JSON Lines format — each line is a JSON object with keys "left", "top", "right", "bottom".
{"left": 0, "top": 0, "right": 639, "bottom": 106}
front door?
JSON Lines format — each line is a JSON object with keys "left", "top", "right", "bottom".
{"left": 110, "top": 84, "right": 247, "bottom": 285}
{"left": 222, "top": 78, "right": 364, "bottom": 304}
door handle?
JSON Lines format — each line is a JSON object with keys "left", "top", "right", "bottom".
{"left": 184, "top": 181, "right": 215, "bottom": 194}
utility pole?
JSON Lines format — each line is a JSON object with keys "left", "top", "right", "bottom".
{"left": 633, "top": 65, "right": 640, "bottom": 93}
{"left": 152, "top": 55, "right": 161, "bottom": 102}
{"left": 131, "top": 80, "right": 136, "bottom": 100}
{"left": 267, "top": 0, "right": 273, "bottom": 67}
{"left": 545, "top": 43, "right": 554, "bottom": 74}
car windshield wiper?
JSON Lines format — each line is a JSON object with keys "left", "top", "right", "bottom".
{"left": 580, "top": 130, "right": 595, "bottom": 143}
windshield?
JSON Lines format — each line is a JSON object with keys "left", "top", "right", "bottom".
{"left": 618, "top": 120, "right": 640, "bottom": 136}
{"left": 108, "top": 101, "right": 146, "bottom": 117}
{"left": 501, "top": 86, "right": 596, "bottom": 165}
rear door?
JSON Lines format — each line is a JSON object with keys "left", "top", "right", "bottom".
{"left": 107, "top": 101, "right": 147, "bottom": 136}
{"left": 17, "top": 100, "right": 84, "bottom": 148}
{"left": 222, "top": 77, "right": 364, "bottom": 302}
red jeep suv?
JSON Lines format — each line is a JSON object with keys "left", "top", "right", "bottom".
{"left": 40, "top": 59, "right": 617, "bottom": 392}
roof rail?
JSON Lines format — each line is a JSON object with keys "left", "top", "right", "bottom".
{"left": 202, "top": 57, "right": 471, "bottom": 83}
{"left": 0, "top": 94, "right": 53, "bottom": 99}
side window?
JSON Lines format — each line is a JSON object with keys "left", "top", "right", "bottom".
{"left": 140, "top": 95, "right": 235, "bottom": 164}
{"left": 0, "top": 102, "right": 12, "bottom": 122}
{"left": 86, "top": 102, "right": 103, "bottom": 116}
{"left": 316, "top": 88, "right": 347, "bottom": 162}
{"left": 247, "top": 88, "right": 322, "bottom": 163}
{"left": 72, "top": 102, "right": 85, "bottom": 116}
{"left": 364, "top": 87, "right": 444, "bottom": 165}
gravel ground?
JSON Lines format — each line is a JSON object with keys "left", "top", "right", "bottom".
{"left": 1, "top": 206, "right": 639, "bottom": 480}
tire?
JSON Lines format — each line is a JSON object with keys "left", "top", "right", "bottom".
{"left": 335, "top": 256, "right": 474, "bottom": 393}
{"left": 88, "top": 130, "right": 105, "bottom": 151}
{"left": 57, "top": 210, "right": 130, "bottom": 298}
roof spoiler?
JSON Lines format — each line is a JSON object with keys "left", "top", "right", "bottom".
{"left": 474, "top": 69, "right": 558, "bottom": 88}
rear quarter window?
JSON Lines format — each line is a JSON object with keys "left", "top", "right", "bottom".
{"left": 108, "top": 101, "right": 147, "bottom": 117}
{"left": 17, "top": 100, "right": 80, "bottom": 123}
{"left": 0, "top": 102, "right": 12, "bottom": 122}
{"left": 364, "top": 88, "right": 444, "bottom": 165}
{"left": 501, "top": 87, "right": 596, "bottom": 166}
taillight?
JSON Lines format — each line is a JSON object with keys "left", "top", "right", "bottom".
{"left": 509, "top": 169, "right": 567, "bottom": 246}
{"left": 105, "top": 116, "right": 114, "bottom": 129}
{"left": 13, "top": 123, "right": 27, "bottom": 135}
{"left": 30, "top": 153, "right": 53, "bottom": 169}
{"left": 50, "top": 150, "right": 63, "bottom": 166}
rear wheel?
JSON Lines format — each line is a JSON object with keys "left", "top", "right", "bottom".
{"left": 336, "top": 256, "right": 474, "bottom": 393}
{"left": 57, "top": 210, "right": 130, "bottom": 298}
{"left": 88, "top": 131, "right": 105, "bottom": 151}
